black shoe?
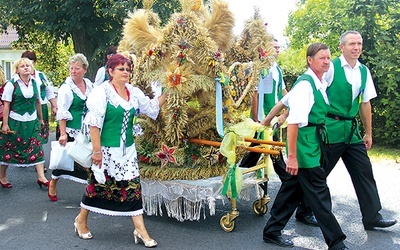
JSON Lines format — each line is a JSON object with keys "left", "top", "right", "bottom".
{"left": 296, "top": 215, "right": 319, "bottom": 227}
{"left": 263, "top": 234, "right": 294, "bottom": 247}
{"left": 338, "top": 246, "right": 349, "bottom": 250}
{"left": 364, "top": 218, "right": 397, "bottom": 230}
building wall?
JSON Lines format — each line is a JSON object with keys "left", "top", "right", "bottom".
{"left": 1, "top": 49, "right": 25, "bottom": 80}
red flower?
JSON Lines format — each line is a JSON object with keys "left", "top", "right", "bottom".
{"left": 148, "top": 49, "right": 153, "bottom": 56}
{"left": 155, "top": 145, "right": 177, "bottom": 167}
{"left": 120, "top": 188, "right": 128, "bottom": 202}
{"left": 29, "top": 154, "right": 37, "bottom": 162}
{"left": 4, "top": 154, "right": 11, "bottom": 161}
{"left": 86, "top": 183, "right": 96, "bottom": 198}
{"left": 168, "top": 73, "right": 182, "bottom": 87}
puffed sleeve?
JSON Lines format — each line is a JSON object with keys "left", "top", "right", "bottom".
{"left": 45, "top": 86, "right": 56, "bottom": 100}
{"left": 84, "top": 85, "right": 107, "bottom": 129}
{"left": 129, "top": 86, "right": 160, "bottom": 120}
{"left": 1, "top": 81, "right": 15, "bottom": 102}
{"left": 56, "top": 84, "right": 74, "bottom": 121}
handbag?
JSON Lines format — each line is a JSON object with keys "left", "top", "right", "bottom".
{"left": 49, "top": 141, "right": 74, "bottom": 171}
{"left": 67, "top": 132, "right": 93, "bottom": 168}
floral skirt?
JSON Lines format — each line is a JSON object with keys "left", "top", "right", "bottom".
{"left": 80, "top": 170, "right": 143, "bottom": 216}
{"left": 0, "top": 118, "right": 44, "bottom": 167}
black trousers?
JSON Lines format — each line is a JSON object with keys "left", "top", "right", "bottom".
{"left": 264, "top": 167, "right": 346, "bottom": 250}
{"left": 325, "top": 142, "right": 383, "bottom": 225}
{"left": 240, "top": 149, "right": 312, "bottom": 218}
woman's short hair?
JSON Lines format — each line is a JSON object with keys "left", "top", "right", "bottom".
{"left": 106, "top": 53, "right": 132, "bottom": 71}
{"left": 104, "top": 46, "right": 118, "bottom": 64}
{"left": 13, "top": 58, "right": 34, "bottom": 74}
{"left": 21, "top": 51, "right": 37, "bottom": 62}
{"left": 69, "top": 53, "right": 89, "bottom": 69}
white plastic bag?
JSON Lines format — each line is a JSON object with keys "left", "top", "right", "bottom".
{"left": 66, "top": 133, "right": 92, "bottom": 168}
{"left": 49, "top": 141, "right": 74, "bottom": 171}
{"left": 91, "top": 164, "right": 106, "bottom": 184}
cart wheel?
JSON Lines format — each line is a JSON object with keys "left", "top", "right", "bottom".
{"left": 220, "top": 214, "right": 235, "bottom": 232}
{"left": 253, "top": 200, "right": 268, "bottom": 216}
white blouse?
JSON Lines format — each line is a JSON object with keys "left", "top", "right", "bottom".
{"left": 84, "top": 82, "right": 160, "bottom": 181}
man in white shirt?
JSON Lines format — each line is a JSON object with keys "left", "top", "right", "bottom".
{"left": 324, "top": 30, "right": 396, "bottom": 230}
{"left": 248, "top": 39, "right": 317, "bottom": 227}
{"left": 261, "top": 43, "right": 347, "bottom": 250}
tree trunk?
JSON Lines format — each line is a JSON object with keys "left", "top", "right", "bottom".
{"left": 70, "top": 31, "right": 100, "bottom": 81}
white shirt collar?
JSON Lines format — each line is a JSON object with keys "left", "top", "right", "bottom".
{"left": 339, "top": 55, "right": 361, "bottom": 69}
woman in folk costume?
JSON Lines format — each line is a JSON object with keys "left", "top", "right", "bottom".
{"left": 0, "top": 58, "right": 48, "bottom": 188}
{"left": 74, "top": 54, "right": 166, "bottom": 247}
{"left": 21, "top": 51, "right": 58, "bottom": 174}
{"left": 21, "top": 51, "right": 58, "bottom": 146}
{"left": 48, "top": 53, "right": 94, "bottom": 201}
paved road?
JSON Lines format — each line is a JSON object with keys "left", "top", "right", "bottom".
{"left": 1, "top": 134, "right": 399, "bottom": 250}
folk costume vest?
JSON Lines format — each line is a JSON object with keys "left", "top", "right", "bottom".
{"left": 11, "top": 78, "right": 39, "bottom": 116}
{"left": 326, "top": 58, "right": 367, "bottom": 144}
{"left": 100, "top": 102, "right": 136, "bottom": 148}
{"left": 61, "top": 82, "right": 87, "bottom": 130}
{"left": 291, "top": 74, "right": 329, "bottom": 169}
{"left": 263, "top": 65, "right": 284, "bottom": 115}
{"left": 37, "top": 72, "right": 47, "bottom": 101}
{"left": 103, "top": 66, "right": 109, "bottom": 82}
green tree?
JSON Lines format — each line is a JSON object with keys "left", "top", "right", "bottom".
{"left": 0, "top": 0, "right": 181, "bottom": 80}
{"left": 14, "top": 30, "right": 74, "bottom": 86}
{"left": 349, "top": 0, "right": 400, "bottom": 146}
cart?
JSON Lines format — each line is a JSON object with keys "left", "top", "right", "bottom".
{"left": 141, "top": 136, "right": 285, "bottom": 232}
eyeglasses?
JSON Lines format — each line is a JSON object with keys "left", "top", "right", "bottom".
{"left": 115, "top": 67, "right": 131, "bottom": 72}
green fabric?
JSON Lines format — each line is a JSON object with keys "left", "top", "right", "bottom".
{"left": 66, "top": 91, "right": 86, "bottom": 129}
{"left": 290, "top": 74, "right": 329, "bottom": 169}
{"left": 12, "top": 79, "right": 39, "bottom": 116}
{"left": 100, "top": 102, "right": 135, "bottom": 147}
{"left": 103, "top": 66, "right": 109, "bottom": 81}
{"left": 326, "top": 58, "right": 367, "bottom": 144}
{"left": 38, "top": 72, "right": 47, "bottom": 100}
{"left": 262, "top": 66, "right": 284, "bottom": 115}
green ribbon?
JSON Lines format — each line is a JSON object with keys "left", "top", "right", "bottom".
{"left": 221, "top": 163, "right": 238, "bottom": 198}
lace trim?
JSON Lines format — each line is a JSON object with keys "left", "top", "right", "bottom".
{"left": 141, "top": 172, "right": 263, "bottom": 221}
{"left": 56, "top": 110, "right": 73, "bottom": 121}
{"left": 80, "top": 202, "right": 143, "bottom": 217}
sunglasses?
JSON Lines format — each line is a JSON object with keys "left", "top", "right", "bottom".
{"left": 115, "top": 67, "right": 131, "bottom": 72}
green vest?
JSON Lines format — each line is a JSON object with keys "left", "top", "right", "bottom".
{"left": 290, "top": 74, "right": 329, "bottom": 169}
{"left": 263, "top": 66, "right": 284, "bottom": 115}
{"left": 66, "top": 88, "right": 86, "bottom": 129}
{"left": 103, "top": 66, "right": 109, "bottom": 81}
{"left": 326, "top": 58, "right": 367, "bottom": 144}
{"left": 11, "top": 79, "right": 39, "bottom": 116}
{"left": 38, "top": 72, "right": 47, "bottom": 101}
{"left": 101, "top": 102, "right": 136, "bottom": 147}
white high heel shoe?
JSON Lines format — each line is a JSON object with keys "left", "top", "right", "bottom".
{"left": 74, "top": 218, "right": 93, "bottom": 240}
{"left": 133, "top": 229, "right": 157, "bottom": 248}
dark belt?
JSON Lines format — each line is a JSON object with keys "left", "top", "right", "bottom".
{"left": 327, "top": 113, "right": 357, "bottom": 144}
{"left": 306, "top": 122, "right": 327, "bottom": 166}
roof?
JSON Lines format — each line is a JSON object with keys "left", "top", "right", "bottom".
{"left": 0, "top": 27, "right": 19, "bottom": 49}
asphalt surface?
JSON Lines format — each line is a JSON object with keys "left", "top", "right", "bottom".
{"left": 1, "top": 133, "right": 399, "bottom": 250}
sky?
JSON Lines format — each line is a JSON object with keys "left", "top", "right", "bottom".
{"left": 227, "top": 0, "right": 297, "bottom": 44}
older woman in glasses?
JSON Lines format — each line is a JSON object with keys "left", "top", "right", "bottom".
{"left": 74, "top": 54, "right": 166, "bottom": 247}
